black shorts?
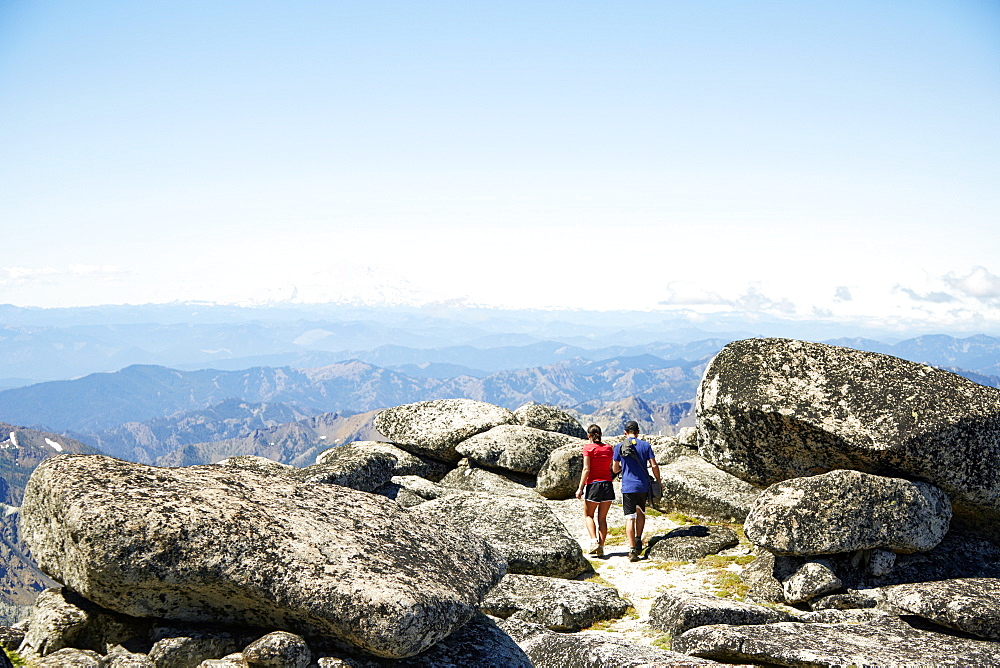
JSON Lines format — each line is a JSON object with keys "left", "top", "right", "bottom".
{"left": 623, "top": 492, "right": 648, "bottom": 518}
{"left": 584, "top": 480, "right": 615, "bottom": 503}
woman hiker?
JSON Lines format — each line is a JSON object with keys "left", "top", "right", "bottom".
{"left": 575, "top": 423, "right": 615, "bottom": 557}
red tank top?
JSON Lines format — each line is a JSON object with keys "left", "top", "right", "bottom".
{"left": 582, "top": 442, "right": 614, "bottom": 484}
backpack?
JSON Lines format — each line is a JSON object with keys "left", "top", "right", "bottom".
{"left": 618, "top": 437, "right": 662, "bottom": 501}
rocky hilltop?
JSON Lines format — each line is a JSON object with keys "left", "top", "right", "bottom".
{"left": 5, "top": 338, "right": 1000, "bottom": 666}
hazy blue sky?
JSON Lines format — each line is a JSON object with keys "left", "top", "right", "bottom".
{"left": 1, "top": 1, "right": 998, "bottom": 334}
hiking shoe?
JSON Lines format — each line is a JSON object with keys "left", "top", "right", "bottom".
{"left": 588, "top": 539, "right": 601, "bottom": 554}
{"left": 635, "top": 538, "right": 643, "bottom": 554}
{"left": 594, "top": 544, "right": 604, "bottom": 557}
{"left": 629, "top": 547, "right": 641, "bottom": 562}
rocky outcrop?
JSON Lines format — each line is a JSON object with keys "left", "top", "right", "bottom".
{"left": 374, "top": 399, "right": 515, "bottom": 462}
{"left": 697, "top": 337, "right": 1000, "bottom": 538}
{"left": 513, "top": 403, "right": 586, "bottom": 438}
{"left": 745, "top": 469, "right": 952, "bottom": 555}
{"left": 437, "top": 460, "right": 541, "bottom": 500}
{"left": 241, "top": 630, "right": 311, "bottom": 667}
{"left": 534, "top": 443, "right": 583, "bottom": 500}
{"left": 648, "top": 589, "right": 795, "bottom": 638}
{"left": 455, "top": 425, "right": 580, "bottom": 475}
{"left": 291, "top": 448, "right": 396, "bottom": 493}
{"left": 673, "top": 616, "right": 1000, "bottom": 666}
{"left": 373, "top": 475, "right": 455, "bottom": 508}
{"left": 645, "top": 525, "right": 739, "bottom": 562}
{"left": 409, "top": 491, "right": 591, "bottom": 579}
{"left": 781, "top": 560, "right": 842, "bottom": 604}
{"left": 314, "top": 441, "right": 451, "bottom": 481}
{"left": 653, "top": 456, "right": 761, "bottom": 522}
{"left": 481, "top": 574, "right": 630, "bottom": 631}
{"left": 879, "top": 578, "right": 1000, "bottom": 640}
{"left": 20, "top": 455, "right": 505, "bottom": 659}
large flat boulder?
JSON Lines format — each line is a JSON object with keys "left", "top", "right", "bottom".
{"left": 437, "top": 460, "right": 541, "bottom": 500}
{"left": 534, "top": 443, "right": 584, "bottom": 500}
{"left": 315, "top": 441, "right": 451, "bottom": 482}
{"left": 649, "top": 589, "right": 795, "bottom": 638}
{"left": 673, "top": 616, "right": 1000, "bottom": 666}
{"left": 645, "top": 524, "right": 739, "bottom": 562}
{"left": 653, "top": 456, "right": 761, "bottom": 522}
{"left": 513, "top": 403, "right": 586, "bottom": 439}
{"left": 455, "top": 425, "right": 580, "bottom": 475}
{"left": 409, "top": 491, "right": 590, "bottom": 579}
{"left": 20, "top": 455, "right": 506, "bottom": 659}
{"left": 374, "top": 399, "right": 515, "bottom": 462}
{"left": 697, "top": 338, "right": 1000, "bottom": 537}
{"left": 500, "top": 618, "right": 716, "bottom": 667}
{"left": 879, "top": 578, "right": 1000, "bottom": 640}
{"left": 744, "top": 469, "right": 952, "bottom": 555}
{"left": 481, "top": 574, "right": 630, "bottom": 631}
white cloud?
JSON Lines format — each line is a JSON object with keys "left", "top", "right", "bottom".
{"left": 833, "top": 286, "right": 852, "bottom": 302}
{"left": 944, "top": 266, "right": 1000, "bottom": 302}
{"left": 658, "top": 282, "right": 728, "bottom": 306}
{"left": 733, "top": 286, "right": 796, "bottom": 315}
{"left": 893, "top": 286, "right": 956, "bottom": 303}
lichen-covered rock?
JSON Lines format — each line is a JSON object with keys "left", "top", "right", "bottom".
{"left": 455, "top": 425, "right": 579, "bottom": 475}
{"left": 738, "top": 549, "right": 802, "bottom": 604}
{"left": 513, "top": 403, "right": 586, "bottom": 439}
{"left": 481, "top": 574, "right": 630, "bottom": 631}
{"left": 18, "top": 588, "right": 148, "bottom": 658}
{"left": 673, "top": 615, "right": 1000, "bottom": 666}
{"left": 645, "top": 525, "right": 739, "bottom": 562}
{"left": 810, "top": 591, "right": 878, "bottom": 611}
{"left": 372, "top": 475, "right": 455, "bottom": 508}
{"left": 782, "top": 560, "right": 842, "bottom": 604}
{"left": 374, "top": 399, "right": 515, "bottom": 462}
{"left": 745, "top": 469, "right": 951, "bottom": 555}
{"left": 653, "top": 456, "right": 761, "bottom": 522}
{"left": 697, "top": 338, "right": 1000, "bottom": 538}
{"left": 392, "top": 613, "right": 531, "bottom": 667}
{"left": 291, "top": 449, "right": 396, "bottom": 493}
{"left": 242, "top": 630, "right": 311, "bottom": 667}
{"left": 20, "top": 455, "right": 506, "bottom": 659}
{"left": 534, "top": 443, "right": 584, "bottom": 500}
{"left": 32, "top": 648, "right": 101, "bottom": 667}
{"left": 309, "top": 613, "right": 531, "bottom": 667}
{"left": 409, "top": 491, "right": 590, "bottom": 579}
{"left": 101, "top": 644, "right": 155, "bottom": 667}
{"left": 879, "top": 578, "right": 1000, "bottom": 640}
{"left": 645, "top": 434, "right": 693, "bottom": 466}
{"left": 867, "top": 548, "right": 896, "bottom": 577}
{"left": 0, "top": 625, "right": 24, "bottom": 652}
{"left": 500, "top": 618, "right": 716, "bottom": 667}
{"left": 148, "top": 626, "right": 245, "bottom": 668}
{"left": 315, "top": 442, "right": 451, "bottom": 482}
{"left": 438, "top": 460, "right": 541, "bottom": 500}
{"left": 197, "top": 655, "right": 245, "bottom": 667}
{"left": 648, "top": 589, "right": 795, "bottom": 638}
{"left": 213, "top": 456, "right": 293, "bottom": 475}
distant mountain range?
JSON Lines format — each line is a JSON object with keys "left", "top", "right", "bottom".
{"left": 0, "top": 333, "right": 996, "bottom": 468}
{"left": 0, "top": 354, "right": 708, "bottom": 461}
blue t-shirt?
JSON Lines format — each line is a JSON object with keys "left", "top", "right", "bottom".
{"left": 614, "top": 438, "right": 655, "bottom": 494}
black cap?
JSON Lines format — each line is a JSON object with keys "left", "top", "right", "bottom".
{"left": 624, "top": 420, "right": 640, "bottom": 433}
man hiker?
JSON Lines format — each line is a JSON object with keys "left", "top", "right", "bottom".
{"left": 613, "top": 420, "right": 661, "bottom": 562}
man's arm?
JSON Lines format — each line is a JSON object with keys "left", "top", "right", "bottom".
{"left": 612, "top": 459, "right": 622, "bottom": 474}
{"left": 648, "top": 457, "right": 660, "bottom": 484}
